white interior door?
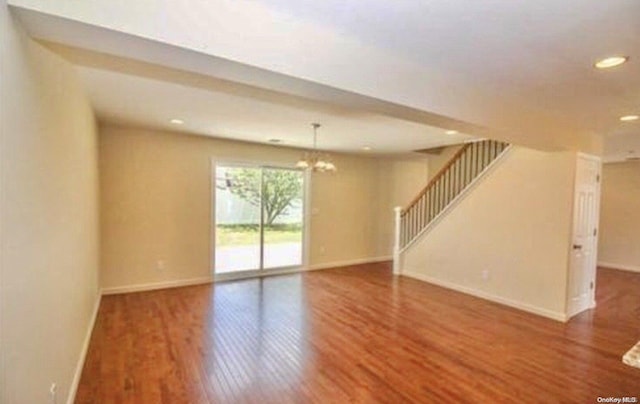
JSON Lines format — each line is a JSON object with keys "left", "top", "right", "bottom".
{"left": 567, "top": 154, "right": 601, "bottom": 318}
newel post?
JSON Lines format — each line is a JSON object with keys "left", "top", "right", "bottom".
{"left": 393, "top": 206, "right": 402, "bottom": 275}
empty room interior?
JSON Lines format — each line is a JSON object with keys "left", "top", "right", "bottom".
{"left": 1, "top": 1, "right": 639, "bottom": 403}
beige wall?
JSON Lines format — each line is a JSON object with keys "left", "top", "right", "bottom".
{"left": 598, "top": 161, "right": 640, "bottom": 272}
{"left": 375, "top": 158, "right": 430, "bottom": 253}
{"left": 401, "top": 147, "right": 576, "bottom": 320}
{"left": 99, "top": 127, "right": 427, "bottom": 289}
{"left": 0, "top": 3, "right": 100, "bottom": 403}
{"left": 427, "top": 144, "right": 465, "bottom": 180}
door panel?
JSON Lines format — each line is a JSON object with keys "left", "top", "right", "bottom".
{"left": 567, "top": 156, "right": 601, "bottom": 317}
{"left": 215, "top": 165, "right": 262, "bottom": 274}
{"left": 262, "top": 168, "right": 304, "bottom": 269}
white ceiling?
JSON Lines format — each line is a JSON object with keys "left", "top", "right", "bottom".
{"left": 251, "top": 0, "right": 640, "bottom": 155}
{"left": 9, "top": 0, "right": 640, "bottom": 159}
{"left": 77, "top": 66, "right": 472, "bottom": 153}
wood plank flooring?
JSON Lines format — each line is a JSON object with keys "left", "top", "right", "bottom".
{"left": 76, "top": 264, "right": 639, "bottom": 403}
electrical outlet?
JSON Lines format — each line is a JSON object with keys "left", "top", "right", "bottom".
{"left": 157, "top": 260, "right": 165, "bottom": 271}
{"left": 49, "top": 383, "right": 57, "bottom": 404}
{"left": 481, "top": 270, "right": 490, "bottom": 281}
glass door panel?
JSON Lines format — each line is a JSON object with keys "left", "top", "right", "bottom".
{"left": 215, "top": 165, "right": 262, "bottom": 274}
{"left": 262, "top": 168, "right": 304, "bottom": 269}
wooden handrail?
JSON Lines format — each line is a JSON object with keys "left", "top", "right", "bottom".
{"left": 395, "top": 139, "right": 510, "bottom": 256}
{"left": 401, "top": 143, "right": 472, "bottom": 215}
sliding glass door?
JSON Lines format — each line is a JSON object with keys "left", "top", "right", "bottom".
{"left": 214, "top": 164, "right": 304, "bottom": 276}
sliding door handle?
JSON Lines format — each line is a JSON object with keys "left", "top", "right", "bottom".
{"left": 572, "top": 244, "right": 583, "bottom": 250}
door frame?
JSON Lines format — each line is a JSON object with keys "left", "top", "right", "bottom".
{"left": 565, "top": 152, "right": 601, "bottom": 318}
{"left": 209, "top": 157, "right": 311, "bottom": 282}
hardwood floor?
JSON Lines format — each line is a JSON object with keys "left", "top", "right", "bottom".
{"left": 76, "top": 264, "right": 640, "bottom": 403}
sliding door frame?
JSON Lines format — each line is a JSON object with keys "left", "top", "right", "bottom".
{"left": 210, "top": 157, "right": 311, "bottom": 282}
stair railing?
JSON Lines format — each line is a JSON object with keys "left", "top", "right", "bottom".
{"left": 393, "top": 139, "right": 510, "bottom": 274}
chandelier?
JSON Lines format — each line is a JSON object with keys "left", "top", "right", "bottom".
{"left": 296, "top": 123, "right": 337, "bottom": 172}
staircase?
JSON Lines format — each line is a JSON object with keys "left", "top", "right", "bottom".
{"left": 393, "top": 139, "right": 510, "bottom": 273}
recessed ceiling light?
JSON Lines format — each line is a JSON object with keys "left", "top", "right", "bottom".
{"left": 594, "top": 56, "right": 628, "bottom": 69}
{"left": 620, "top": 115, "right": 639, "bottom": 122}
{"left": 170, "top": 118, "right": 184, "bottom": 125}
{"left": 445, "top": 130, "right": 458, "bottom": 135}
{"left": 362, "top": 146, "right": 372, "bottom": 151}
{"left": 268, "top": 138, "right": 282, "bottom": 143}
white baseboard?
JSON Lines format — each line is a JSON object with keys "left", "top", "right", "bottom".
{"left": 66, "top": 293, "right": 101, "bottom": 404}
{"left": 101, "top": 276, "right": 213, "bottom": 295}
{"left": 402, "top": 270, "right": 568, "bottom": 322}
{"left": 598, "top": 261, "right": 640, "bottom": 273}
{"left": 104, "top": 257, "right": 392, "bottom": 292}
{"left": 308, "top": 256, "right": 392, "bottom": 271}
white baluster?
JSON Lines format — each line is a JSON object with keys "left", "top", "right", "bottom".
{"left": 393, "top": 206, "right": 402, "bottom": 275}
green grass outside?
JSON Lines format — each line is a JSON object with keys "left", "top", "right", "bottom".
{"left": 216, "top": 224, "right": 302, "bottom": 246}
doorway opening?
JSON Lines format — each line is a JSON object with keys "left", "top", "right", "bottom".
{"left": 213, "top": 163, "right": 306, "bottom": 279}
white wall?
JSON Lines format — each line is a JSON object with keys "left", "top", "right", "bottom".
{"left": 0, "top": 3, "right": 100, "bottom": 402}
{"left": 401, "top": 147, "right": 577, "bottom": 321}
{"left": 598, "top": 161, "right": 640, "bottom": 272}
